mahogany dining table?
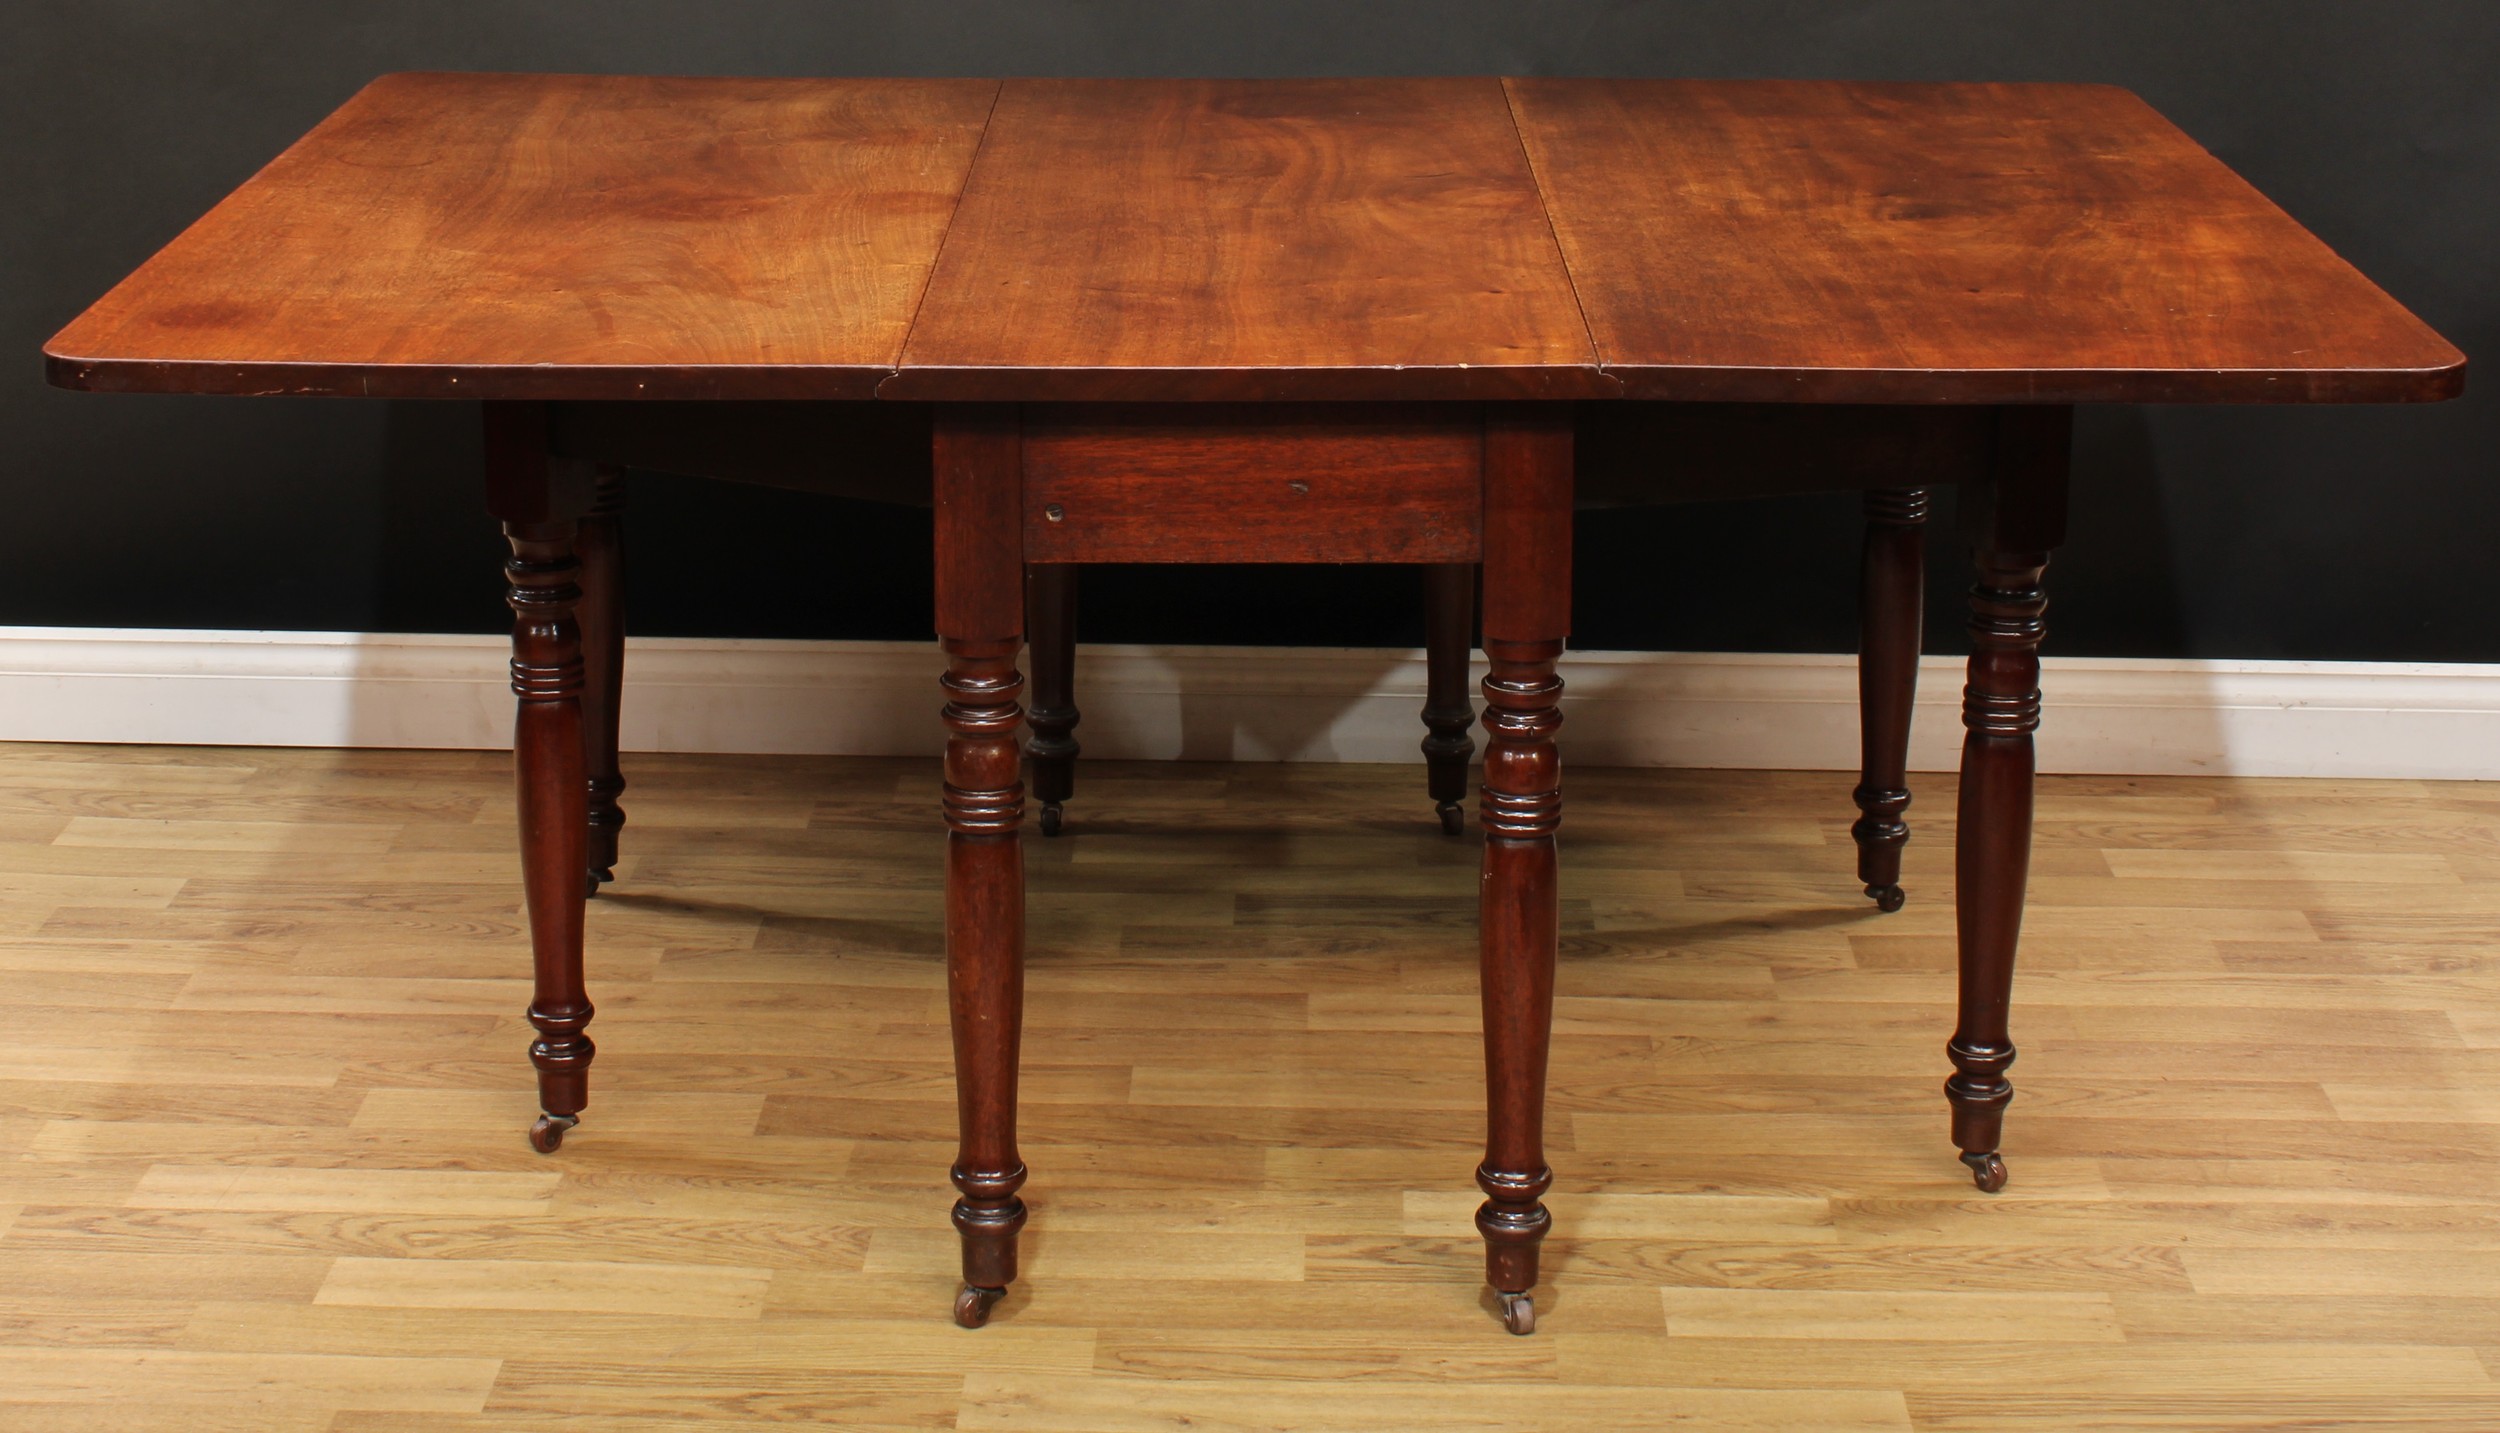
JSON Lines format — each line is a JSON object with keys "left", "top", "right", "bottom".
{"left": 44, "top": 74, "right": 2463, "bottom": 1334}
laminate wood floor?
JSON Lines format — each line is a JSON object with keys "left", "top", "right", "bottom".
{"left": 2, "top": 742, "right": 2496, "bottom": 1430}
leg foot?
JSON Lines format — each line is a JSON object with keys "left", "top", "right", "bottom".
{"left": 527, "top": 1112, "right": 578, "bottom": 1153}
{"left": 1038, "top": 801, "right": 1064, "bottom": 838}
{"left": 1961, "top": 1150, "right": 2008, "bottom": 1193}
{"left": 1497, "top": 1291, "right": 1536, "bottom": 1336}
{"left": 585, "top": 867, "right": 610, "bottom": 899}
{"left": 1436, "top": 799, "right": 1465, "bottom": 837}
{"left": 954, "top": 1283, "right": 1007, "bottom": 1328}
{"left": 1866, "top": 882, "right": 1905, "bottom": 913}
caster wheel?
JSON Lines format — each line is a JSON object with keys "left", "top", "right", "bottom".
{"left": 1436, "top": 801, "right": 1465, "bottom": 837}
{"left": 585, "top": 867, "right": 612, "bottom": 899}
{"left": 1961, "top": 1150, "right": 2008, "bottom": 1193}
{"left": 527, "top": 1113, "right": 578, "bottom": 1154}
{"left": 954, "top": 1284, "right": 1006, "bottom": 1328}
{"left": 1867, "top": 883, "right": 1905, "bottom": 913}
{"left": 1038, "top": 803, "right": 1064, "bottom": 838}
{"left": 1497, "top": 1291, "right": 1536, "bottom": 1336}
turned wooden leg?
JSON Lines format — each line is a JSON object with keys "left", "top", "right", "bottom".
{"left": 1852, "top": 487, "right": 1928, "bottom": 913}
{"left": 1475, "top": 409, "right": 1570, "bottom": 1335}
{"left": 1947, "top": 409, "right": 2070, "bottom": 1194}
{"left": 578, "top": 466, "right": 627, "bottom": 896}
{"left": 937, "top": 408, "right": 1029, "bottom": 1326}
{"left": 1025, "top": 564, "right": 1079, "bottom": 838}
{"left": 1422, "top": 562, "right": 1477, "bottom": 836}
{"left": 484, "top": 404, "right": 596, "bottom": 1155}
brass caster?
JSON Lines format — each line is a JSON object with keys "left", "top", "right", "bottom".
{"left": 1497, "top": 1291, "right": 1536, "bottom": 1336}
{"left": 1436, "top": 801, "right": 1465, "bottom": 836}
{"left": 955, "top": 1283, "right": 1006, "bottom": 1328}
{"left": 527, "top": 1112, "right": 578, "bottom": 1154}
{"left": 1866, "top": 882, "right": 1905, "bottom": 913}
{"left": 1961, "top": 1150, "right": 2008, "bottom": 1193}
{"left": 1038, "top": 802, "right": 1064, "bottom": 838}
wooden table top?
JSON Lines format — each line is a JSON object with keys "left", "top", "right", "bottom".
{"left": 1509, "top": 79, "right": 2464, "bottom": 403}
{"left": 884, "top": 78, "right": 1605, "bottom": 402}
{"left": 46, "top": 73, "right": 2463, "bottom": 405}
{"left": 45, "top": 73, "right": 1000, "bottom": 402}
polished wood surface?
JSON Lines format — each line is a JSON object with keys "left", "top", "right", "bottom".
{"left": 7, "top": 744, "right": 2500, "bottom": 1428}
{"left": 933, "top": 408, "right": 1032, "bottom": 1326}
{"left": 1422, "top": 563, "right": 1479, "bottom": 836}
{"left": 888, "top": 78, "right": 1607, "bottom": 402}
{"left": 1507, "top": 79, "right": 2467, "bottom": 403}
{"left": 480, "top": 403, "right": 595, "bottom": 1154}
{"left": 1024, "top": 566, "right": 1081, "bottom": 840}
{"left": 1852, "top": 488, "right": 1929, "bottom": 914}
{"left": 1473, "top": 409, "right": 1575, "bottom": 1336}
{"left": 46, "top": 73, "right": 999, "bottom": 399}
{"left": 577, "top": 467, "right": 628, "bottom": 896}
{"left": 49, "top": 75, "right": 2460, "bottom": 406}
{"left": 1020, "top": 405, "right": 1484, "bottom": 564}
{"left": 1947, "top": 408, "right": 2074, "bottom": 1195}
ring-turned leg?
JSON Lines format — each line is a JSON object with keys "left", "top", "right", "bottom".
{"left": 1475, "top": 408, "right": 1570, "bottom": 1334}
{"left": 578, "top": 466, "right": 628, "bottom": 896}
{"left": 484, "top": 404, "right": 596, "bottom": 1154}
{"left": 937, "top": 409, "right": 1030, "bottom": 1325}
{"left": 1423, "top": 562, "right": 1476, "bottom": 835}
{"left": 1852, "top": 487, "right": 1928, "bottom": 912}
{"left": 1025, "top": 565, "right": 1079, "bottom": 838}
{"left": 1947, "top": 409, "right": 2070, "bottom": 1194}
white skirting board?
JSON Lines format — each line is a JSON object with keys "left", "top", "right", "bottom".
{"left": 0, "top": 626, "right": 2494, "bottom": 780}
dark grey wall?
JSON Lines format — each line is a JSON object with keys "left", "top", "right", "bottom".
{"left": 9, "top": 3, "right": 2493, "bottom": 657}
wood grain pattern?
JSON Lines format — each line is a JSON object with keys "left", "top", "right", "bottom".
{"left": 45, "top": 73, "right": 999, "bottom": 400}
{"left": 1506, "top": 79, "right": 2467, "bottom": 403}
{"left": 1021, "top": 404, "right": 1484, "bottom": 564}
{"left": 5, "top": 744, "right": 2499, "bottom": 1427}
{"left": 887, "top": 78, "right": 1611, "bottom": 402}
{"left": 46, "top": 76, "right": 2464, "bottom": 406}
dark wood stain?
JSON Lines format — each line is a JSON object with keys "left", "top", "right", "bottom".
{"left": 886, "top": 78, "right": 1610, "bottom": 402}
{"left": 1021, "top": 403, "right": 1484, "bottom": 564}
{"left": 1506, "top": 78, "right": 2465, "bottom": 403}
{"left": 45, "top": 73, "right": 999, "bottom": 400}
{"left": 46, "top": 75, "right": 2461, "bottom": 405}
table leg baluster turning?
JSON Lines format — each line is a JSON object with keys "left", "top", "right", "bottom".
{"left": 485, "top": 403, "right": 599, "bottom": 1155}
{"left": 1023, "top": 564, "right": 1080, "bottom": 839}
{"left": 936, "top": 409, "right": 1032, "bottom": 1328}
{"left": 1474, "top": 409, "right": 1572, "bottom": 1335}
{"left": 1423, "top": 561, "right": 1481, "bottom": 835}
{"left": 578, "top": 464, "right": 629, "bottom": 896}
{"left": 1851, "top": 486, "right": 1928, "bottom": 913}
{"left": 1946, "top": 407, "right": 2071, "bottom": 1193}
